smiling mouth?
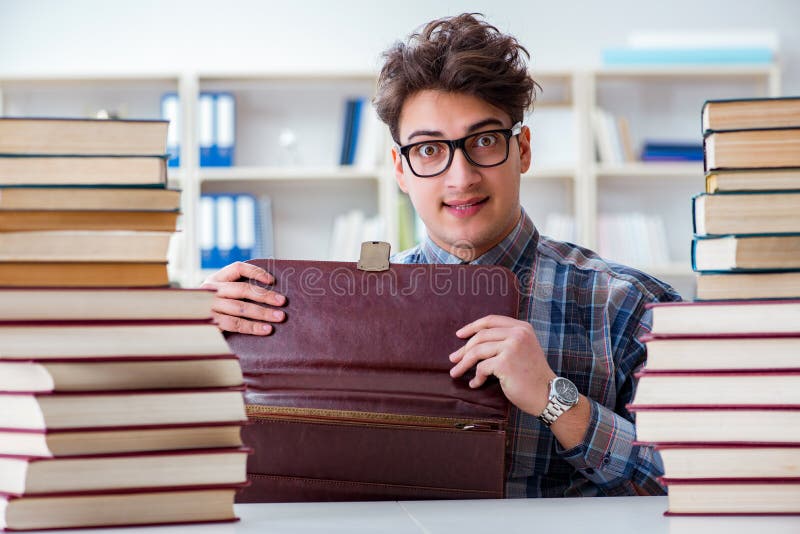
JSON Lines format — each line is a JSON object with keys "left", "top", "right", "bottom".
{"left": 443, "top": 197, "right": 489, "bottom": 210}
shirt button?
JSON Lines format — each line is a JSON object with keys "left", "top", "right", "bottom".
{"left": 584, "top": 468, "right": 595, "bottom": 475}
{"left": 602, "top": 455, "right": 611, "bottom": 465}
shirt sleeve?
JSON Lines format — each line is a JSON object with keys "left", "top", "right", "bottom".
{"left": 553, "top": 278, "right": 681, "bottom": 496}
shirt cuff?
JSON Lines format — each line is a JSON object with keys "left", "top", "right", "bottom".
{"left": 556, "top": 399, "right": 640, "bottom": 484}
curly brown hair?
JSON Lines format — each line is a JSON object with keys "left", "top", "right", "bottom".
{"left": 374, "top": 13, "right": 539, "bottom": 143}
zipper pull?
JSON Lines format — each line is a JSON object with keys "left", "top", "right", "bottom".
{"left": 455, "top": 422, "right": 500, "bottom": 431}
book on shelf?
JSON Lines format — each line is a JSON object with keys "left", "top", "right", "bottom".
{"left": 0, "top": 388, "right": 246, "bottom": 430}
{"left": 160, "top": 92, "right": 180, "bottom": 168}
{"left": 0, "top": 424, "right": 245, "bottom": 458}
{"left": 646, "top": 300, "right": 800, "bottom": 335}
{"left": 693, "top": 192, "right": 800, "bottom": 236}
{"left": 696, "top": 271, "right": 800, "bottom": 300}
{"left": 641, "top": 141, "right": 704, "bottom": 162}
{"left": 200, "top": 193, "right": 270, "bottom": 268}
{"left": 702, "top": 97, "right": 800, "bottom": 134}
{"left": 630, "top": 406, "right": 800, "bottom": 443}
{"left": 0, "top": 447, "right": 248, "bottom": 495}
{"left": 0, "top": 262, "right": 169, "bottom": 288}
{"left": 596, "top": 212, "right": 670, "bottom": 268}
{"left": 0, "top": 356, "right": 243, "bottom": 393}
{"left": 661, "top": 479, "right": 800, "bottom": 516}
{"left": 0, "top": 186, "right": 181, "bottom": 211}
{"left": 633, "top": 370, "right": 800, "bottom": 406}
{"left": 655, "top": 444, "right": 800, "bottom": 479}
{"left": 0, "top": 486, "right": 240, "bottom": 531}
{"left": 0, "top": 118, "right": 168, "bottom": 156}
{"left": 0, "top": 154, "right": 168, "bottom": 186}
{"left": 0, "top": 320, "right": 232, "bottom": 359}
{"left": 0, "top": 209, "right": 180, "bottom": 232}
{"left": 328, "top": 209, "right": 385, "bottom": 261}
{"left": 0, "top": 287, "right": 215, "bottom": 321}
{"left": 706, "top": 167, "right": 800, "bottom": 193}
{"left": 692, "top": 234, "right": 800, "bottom": 271}
{"left": 542, "top": 213, "right": 576, "bottom": 243}
{"left": 641, "top": 332, "right": 800, "bottom": 371}
{"left": 704, "top": 128, "right": 800, "bottom": 170}
{"left": 0, "top": 230, "right": 173, "bottom": 262}
{"left": 338, "top": 97, "right": 363, "bottom": 166}
{"left": 198, "top": 92, "right": 236, "bottom": 167}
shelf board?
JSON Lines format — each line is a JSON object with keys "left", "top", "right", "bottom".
{"left": 594, "top": 65, "right": 776, "bottom": 79}
{"left": 198, "top": 70, "right": 377, "bottom": 83}
{"left": 198, "top": 166, "right": 381, "bottom": 182}
{"left": 523, "top": 167, "right": 575, "bottom": 180}
{"left": 596, "top": 162, "right": 704, "bottom": 179}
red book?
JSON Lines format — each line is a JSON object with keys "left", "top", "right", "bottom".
{"left": 640, "top": 332, "right": 800, "bottom": 371}
{"left": 0, "top": 388, "right": 247, "bottom": 431}
{"left": 0, "top": 447, "right": 249, "bottom": 496}
{"left": 0, "top": 485, "right": 243, "bottom": 531}
{"left": 662, "top": 478, "right": 800, "bottom": 515}
{"left": 646, "top": 299, "right": 800, "bottom": 335}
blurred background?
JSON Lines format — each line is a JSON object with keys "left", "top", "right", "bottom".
{"left": 2, "top": 0, "right": 798, "bottom": 297}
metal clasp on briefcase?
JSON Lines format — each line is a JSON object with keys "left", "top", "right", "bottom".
{"left": 357, "top": 241, "right": 391, "bottom": 272}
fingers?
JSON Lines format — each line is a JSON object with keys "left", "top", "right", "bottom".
{"left": 449, "top": 340, "right": 503, "bottom": 379}
{"left": 211, "top": 296, "right": 285, "bottom": 324}
{"left": 212, "top": 311, "right": 275, "bottom": 336}
{"left": 203, "top": 261, "right": 275, "bottom": 285}
{"left": 202, "top": 280, "right": 285, "bottom": 307}
{"left": 456, "top": 314, "right": 519, "bottom": 339}
{"left": 449, "top": 327, "right": 515, "bottom": 364}
{"left": 471, "top": 359, "right": 497, "bottom": 388}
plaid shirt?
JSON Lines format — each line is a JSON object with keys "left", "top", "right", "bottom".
{"left": 392, "top": 209, "right": 682, "bottom": 497}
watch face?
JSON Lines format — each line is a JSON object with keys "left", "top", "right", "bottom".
{"left": 554, "top": 377, "right": 579, "bottom": 404}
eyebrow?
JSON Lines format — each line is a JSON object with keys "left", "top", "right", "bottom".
{"left": 405, "top": 118, "right": 507, "bottom": 142}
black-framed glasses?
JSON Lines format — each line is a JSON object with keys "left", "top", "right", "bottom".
{"left": 396, "top": 122, "right": 522, "bottom": 178}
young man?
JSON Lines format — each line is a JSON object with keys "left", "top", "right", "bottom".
{"left": 202, "top": 13, "right": 681, "bottom": 498}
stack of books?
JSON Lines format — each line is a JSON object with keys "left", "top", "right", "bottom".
{"left": 0, "top": 118, "right": 183, "bottom": 287}
{"left": 630, "top": 97, "right": 800, "bottom": 516}
{"left": 0, "top": 118, "right": 248, "bottom": 531}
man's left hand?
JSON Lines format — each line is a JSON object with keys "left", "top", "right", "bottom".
{"left": 449, "top": 314, "right": 557, "bottom": 416}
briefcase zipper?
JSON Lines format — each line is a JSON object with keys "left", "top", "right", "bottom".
{"left": 246, "top": 404, "right": 502, "bottom": 431}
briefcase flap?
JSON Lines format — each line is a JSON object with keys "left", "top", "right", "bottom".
{"left": 227, "top": 259, "right": 519, "bottom": 422}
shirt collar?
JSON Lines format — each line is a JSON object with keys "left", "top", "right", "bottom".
{"left": 419, "top": 207, "right": 539, "bottom": 271}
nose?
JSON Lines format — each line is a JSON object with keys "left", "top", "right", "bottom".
{"left": 443, "top": 147, "right": 481, "bottom": 190}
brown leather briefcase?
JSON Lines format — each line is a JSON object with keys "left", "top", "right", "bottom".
{"left": 227, "top": 249, "right": 519, "bottom": 502}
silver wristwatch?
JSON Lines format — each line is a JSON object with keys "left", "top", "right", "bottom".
{"left": 537, "top": 377, "right": 579, "bottom": 427}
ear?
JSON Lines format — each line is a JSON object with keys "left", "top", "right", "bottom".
{"left": 392, "top": 146, "right": 409, "bottom": 193}
{"left": 518, "top": 125, "right": 532, "bottom": 174}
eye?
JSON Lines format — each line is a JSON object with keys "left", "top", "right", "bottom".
{"left": 413, "top": 143, "right": 444, "bottom": 158}
{"left": 473, "top": 133, "right": 500, "bottom": 148}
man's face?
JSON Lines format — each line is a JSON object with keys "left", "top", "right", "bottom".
{"left": 392, "top": 90, "right": 531, "bottom": 260}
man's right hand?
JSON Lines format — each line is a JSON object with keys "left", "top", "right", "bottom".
{"left": 200, "top": 261, "right": 286, "bottom": 336}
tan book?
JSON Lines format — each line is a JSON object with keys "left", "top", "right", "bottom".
{"left": 704, "top": 128, "right": 800, "bottom": 170}
{"left": 647, "top": 300, "right": 800, "bottom": 336}
{"left": 0, "top": 155, "right": 167, "bottom": 186}
{"left": 0, "top": 118, "right": 168, "bottom": 156}
{"left": 693, "top": 234, "right": 800, "bottom": 271}
{"left": 706, "top": 167, "right": 800, "bottom": 193}
{"left": 0, "top": 210, "right": 179, "bottom": 232}
{"left": 693, "top": 192, "right": 800, "bottom": 236}
{"left": 0, "top": 262, "right": 169, "bottom": 287}
{"left": 0, "top": 424, "right": 244, "bottom": 457}
{"left": 663, "top": 479, "right": 800, "bottom": 515}
{"left": 702, "top": 97, "right": 800, "bottom": 133}
{"left": 696, "top": 271, "right": 800, "bottom": 300}
{"left": 642, "top": 334, "right": 800, "bottom": 371}
{"left": 0, "top": 487, "right": 239, "bottom": 530}
{"left": 0, "top": 321, "right": 231, "bottom": 359}
{"left": 0, "top": 187, "right": 181, "bottom": 211}
{"left": 657, "top": 444, "right": 800, "bottom": 480}
{"left": 0, "top": 448, "right": 248, "bottom": 495}
{"left": 0, "top": 231, "right": 172, "bottom": 262}
{"left": 0, "top": 288, "right": 215, "bottom": 321}
{"left": 0, "top": 356, "right": 242, "bottom": 392}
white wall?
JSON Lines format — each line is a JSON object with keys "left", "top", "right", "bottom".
{"left": 1, "top": 0, "right": 798, "bottom": 93}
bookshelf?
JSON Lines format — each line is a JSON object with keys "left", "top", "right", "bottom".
{"left": 0, "top": 65, "right": 781, "bottom": 295}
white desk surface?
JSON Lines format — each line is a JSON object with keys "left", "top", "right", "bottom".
{"left": 17, "top": 496, "right": 800, "bottom": 534}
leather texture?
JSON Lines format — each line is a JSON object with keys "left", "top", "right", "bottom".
{"left": 227, "top": 259, "right": 519, "bottom": 502}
